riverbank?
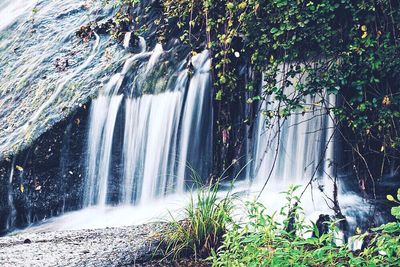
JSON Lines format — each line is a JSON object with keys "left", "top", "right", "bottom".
{"left": 0, "top": 223, "right": 171, "bottom": 267}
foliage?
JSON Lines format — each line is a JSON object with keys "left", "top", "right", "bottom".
{"left": 160, "top": 184, "right": 400, "bottom": 265}
{"left": 212, "top": 186, "right": 400, "bottom": 266}
{"left": 162, "top": 180, "right": 234, "bottom": 260}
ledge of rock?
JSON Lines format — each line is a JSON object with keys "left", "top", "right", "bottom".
{"left": 0, "top": 223, "right": 167, "bottom": 267}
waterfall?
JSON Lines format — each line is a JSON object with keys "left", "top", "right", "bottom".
{"left": 176, "top": 54, "right": 212, "bottom": 192}
{"left": 251, "top": 94, "right": 335, "bottom": 184}
{"left": 247, "top": 75, "right": 338, "bottom": 215}
{"left": 84, "top": 44, "right": 212, "bottom": 207}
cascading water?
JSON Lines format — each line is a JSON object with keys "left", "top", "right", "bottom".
{"left": 250, "top": 92, "right": 335, "bottom": 187}
{"left": 6, "top": 157, "right": 16, "bottom": 232}
{"left": 84, "top": 38, "right": 149, "bottom": 206}
{"left": 246, "top": 76, "right": 370, "bottom": 231}
{"left": 84, "top": 43, "right": 212, "bottom": 208}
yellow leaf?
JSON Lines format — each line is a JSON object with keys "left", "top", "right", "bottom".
{"left": 20, "top": 184, "right": 24, "bottom": 193}
{"left": 387, "top": 195, "right": 395, "bottom": 201}
{"left": 361, "top": 31, "right": 368, "bottom": 39}
{"left": 361, "top": 25, "right": 367, "bottom": 32}
{"left": 238, "top": 2, "right": 247, "bottom": 9}
{"left": 16, "top": 165, "right": 24, "bottom": 172}
{"left": 270, "top": 55, "right": 274, "bottom": 62}
{"left": 382, "top": 95, "right": 390, "bottom": 106}
{"left": 312, "top": 102, "right": 322, "bottom": 107}
{"left": 356, "top": 227, "right": 362, "bottom": 234}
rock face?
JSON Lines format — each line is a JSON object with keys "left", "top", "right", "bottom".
{"left": 0, "top": 223, "right": 166, "bottom": 267}
{"left": 0, "top": 104, "right": 90, "bottom": 235}
{"left": 0, "top": 0, "right": 125, "bottom": 160}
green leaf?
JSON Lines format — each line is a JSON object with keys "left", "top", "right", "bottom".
{"left": 215, "top": 90, "right": 223, "bottom": 101}
{"left": 391, "top": 206, "right": 400, "bottom": 220}
{"left": 270, "top": 27, "right": 279, "bottom": 34}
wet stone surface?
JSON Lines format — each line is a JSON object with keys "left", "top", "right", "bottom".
{"left": 0, "top": 223, "right": 167, "bottom": 267}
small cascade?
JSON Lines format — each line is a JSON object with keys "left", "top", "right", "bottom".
{"left": 251, "top": 94, "right": 335, "bottom": 184}
{"left": 176, "top": 53, "right": 212, "bottom": 192}
{"left": 84, "top": 44, "right": 212, "bottom": 207}
{"left": 6, "top": 157, "right": 16, "bottom": 232}
{"left": 121, "top": 69, "right": 189, "bottom": 204}
{"left": 247, "top": 76, "right": 337, "bottom": 214}
{"left": 124, "top": 92, "right": 182, "bottom": 203}
{"left": 84, "top": 37, "right": 149, "bottom": 206}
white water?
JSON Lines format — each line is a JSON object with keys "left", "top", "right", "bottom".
{"left": 38, "top": 61, "right": 353, "bottom": 233}
{"left": 176, "top": 55, "right": 212, "bottom": 192}
{"left": 6, "top": 157, "right": 16, "bottom": 232}
{"left": 245, "top": 75, "right": 371, "bottom": 230}
{"left": 0, "top": 0, "right": 37, "bottom": 32}
{"left": 84, "top": 47, "right": 212, "bottom": 207}
{"left": 250, "top": 90, "right": 335, "bottom": 199}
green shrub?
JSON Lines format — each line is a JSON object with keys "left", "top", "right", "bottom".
{"left": 212, "top": 186, "right": 400, "bottom": 266}
{"left": 162, "top": 181, "right": 234, "bottom": 260}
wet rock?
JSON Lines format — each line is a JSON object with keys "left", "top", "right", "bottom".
{"left": 361, "top": 232, "right": 375, "bottom": 250}
{"left": 94, "top": 19, "right": 116, "bottom": 35}
{"left": 0, "top": 105, "right": 89, "bottom": 234}
{"left": 313, "top": 214, "right": 331, "bottom": 237}
{"left": 76, "top": 25, "right": 94, "bottom": 42}
{"left": 77, "top": 14, "right": 133, "bottom": 45}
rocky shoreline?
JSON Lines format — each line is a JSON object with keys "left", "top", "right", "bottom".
{"left": 0, "top": 223, "right": 170, "bottom": 267}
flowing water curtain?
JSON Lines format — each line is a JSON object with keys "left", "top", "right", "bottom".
{"left": 249, "top": 70, "right": 337, "bottom": 204}
{"left": 84, "top": 47, "right": 213, "bottom": 207}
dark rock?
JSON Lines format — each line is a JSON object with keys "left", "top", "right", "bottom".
{"left": 54, "top": 58, "right": 69, "bottom": 72}
{"left": 313, "top": 214, "right": 331, "bottom": 238}
{"left": 94, "top": 19, "right": 116, "bottom": 35}
{"left": 361, "top": 233, "right": 375, "bottom": 250}
{"left": 23, "top": 238, "right": 31, "bottom": 244}
{"left": 76, "top": 25, "right": 94, "bottom": 42}
{"left": 0, "top": 103, "right": 90, "bottom": 235}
